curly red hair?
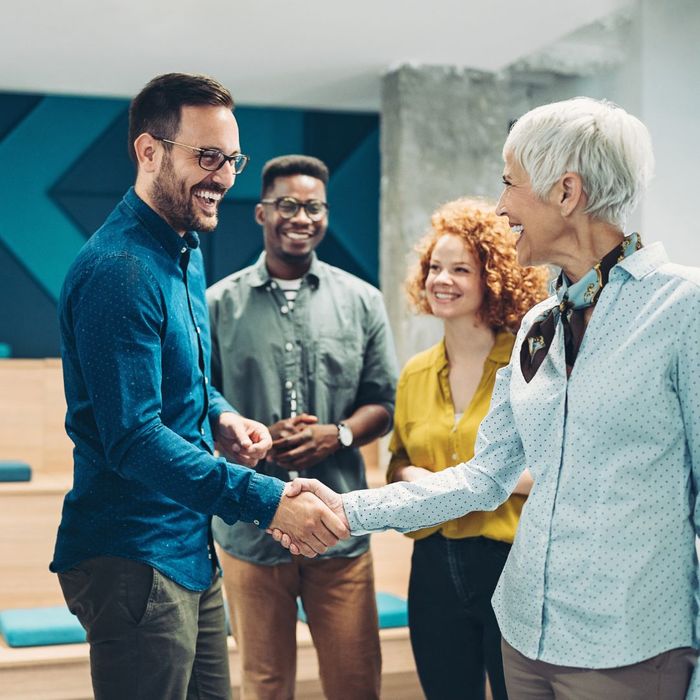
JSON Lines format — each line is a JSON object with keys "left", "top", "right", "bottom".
{"left": 406, "top": 198, "right": 550, "bottom": 333}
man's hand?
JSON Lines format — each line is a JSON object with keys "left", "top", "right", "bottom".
{"left": 267, "top": 480, "right": 349, "bottom": 557}
{"left": 268, "top": 413, "right": 318, "bottom": 442}
{"left": 268, "top": 478, "right": 349, "bottom": 555}
{"left": 215, "top": 412, "right": 272, "bottom": 467}
{"left": 271, "top": 421, "right": 340, "bottom": 471}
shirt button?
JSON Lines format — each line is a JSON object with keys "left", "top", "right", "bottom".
{"left": 290, "top": 390, "right": 297, "bottom": 399}
{"left": 452, "top": 452, "right": 458, "bottom": 460}
{"left": 270, "top": 282, "right": 277, "bottom": 289}
{"left": 280, "top": 305, "right": 289, "bottom": 314}
{"left": 181, "top": 246, "right": 187, "bottom": 254}
{"left": 253, "top": 519, "right": 260, "bottom": 526}
{"left": 285, "top": 342, "right": 293, "bottom": 352}
{"left": 290, "top": 400, "right": 297, "bottom": 411}
{"left": 200, "top": 428, "right": 205, "bottom": 436}
{"left": 285, "top": 380, "right": 293, "bottom": 389}
{"left": 196, "top": 326, "right": 201, "bottom": 334}
{"left": 204, "top": 376, "right": 209, "bottom": 385}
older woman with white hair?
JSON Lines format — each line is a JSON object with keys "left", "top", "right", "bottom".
{"left": 276, "top": 97, "right": 700, "bottom": 699}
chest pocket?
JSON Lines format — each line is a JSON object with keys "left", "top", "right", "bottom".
{"left": 316, "top": 333, "right": 363, "bottom": 389}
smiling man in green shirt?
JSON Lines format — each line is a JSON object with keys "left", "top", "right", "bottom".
{"left": 207, "top": 154, "right": 398, "bottom": 699}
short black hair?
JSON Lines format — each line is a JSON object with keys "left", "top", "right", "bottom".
{"left": 261, "top": 154, "right": 329, "bottom": 197}
{"left": 128, "top": 72, "right": 234, "bottom": 165}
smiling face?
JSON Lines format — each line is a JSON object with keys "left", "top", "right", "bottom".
{"left": 496, "top": 151, "right": 565, "bottom": 268}
{"left": 424, "top": 234, "right": 485, "bottom": 322}
{"left": 255, "top": 174, "right": 328, "bottom": 276}
{"left": 150, "top": 104, "right": 240, "bottom": 233}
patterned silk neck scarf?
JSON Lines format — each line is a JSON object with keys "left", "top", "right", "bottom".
{"left": 520, "top": 232, "right": 642, "bottom": 382}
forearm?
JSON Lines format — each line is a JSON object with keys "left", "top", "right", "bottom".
{"left": 512, "top": 468, "right": 534, "bottom": 496}
{"left": 342, "top": 459, "right": 514, "bottom": 535}
{"left": 117, "top": 419, "right": 283, "bottom": 526}
{"left": 343, "top": 404, "right": 392, "bottom": 446}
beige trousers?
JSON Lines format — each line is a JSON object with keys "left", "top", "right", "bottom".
{"left": 502, "top": 637, "right": 696, "bottom": 700}
{"left": 220, "top": 548, "right": 381, "bottom": 700}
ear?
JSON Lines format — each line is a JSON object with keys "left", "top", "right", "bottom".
{"left": 254, "top": 202, "right": 265, "bottom": 226}
{"left": 133, "top": 133, "right": 161, "bottom": 174}
{"left": 558, "top": 172, "right": 584, "bottom": 217}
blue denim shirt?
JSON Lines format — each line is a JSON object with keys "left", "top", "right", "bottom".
{"left": 344, "top": 243, "right": 700, "bottom": 683}
{"left": 50, "top": 188, "right": 284, "bottom": 590}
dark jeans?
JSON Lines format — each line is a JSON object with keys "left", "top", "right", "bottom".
{"left": 58, "top": 556, "right": 231, "bottom": 700}
{"left": 408, "top": 533, "right": 511, "bottom": 700}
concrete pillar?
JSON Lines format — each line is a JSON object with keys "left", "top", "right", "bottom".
{"left": 379, "top": 65, "right": 530, "bottom": 367}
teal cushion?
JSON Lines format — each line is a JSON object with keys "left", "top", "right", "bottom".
{"left": 0, "top": 343, "right": 11, "bottom": 358}
{"left": 0, "top": 606, "right": 86, "bottom": 647}
{"left": 0, "top": 460, "right": 31, "bottom": 482}
{"left": 297, "top": 591, "right": 408, "bottom": 629}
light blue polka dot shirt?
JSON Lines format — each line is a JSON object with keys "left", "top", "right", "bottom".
{"left": 344, "top": 243, "right": 700, "bottom": 689}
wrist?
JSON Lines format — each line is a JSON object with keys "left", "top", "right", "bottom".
{"left": 336, "top": 422, "right": 353, "bottom": 448}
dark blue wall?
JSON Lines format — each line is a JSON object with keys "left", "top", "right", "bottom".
{"left": 0, "top": 92, "right": 380, "bottom": 358}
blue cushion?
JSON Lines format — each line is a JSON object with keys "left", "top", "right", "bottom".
{"left": 297, "top": 591, "right": 408, "bottom": 629}
{"left": 0, "top": 343, "right": 11, "bottom": 358}
{"left": 0, "top": 606, "right": 86, "bottom": 647}
{"left": 0, "top": 460, "right": 31, "bottom": 482}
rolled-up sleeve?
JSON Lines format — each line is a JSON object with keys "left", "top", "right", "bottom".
{"left": 354, "top": 290, "right": 398, "bottom": 422}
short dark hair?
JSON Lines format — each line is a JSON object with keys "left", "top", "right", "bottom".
{"left": 128, "top": 73, "right": 234, "bottom": 165}
{"left": 261, "top": 155, "right": 329, "bottom": 197}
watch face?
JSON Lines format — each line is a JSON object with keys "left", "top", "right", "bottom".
{"left": 338, "top": 423, "right": 353, "bottom": 447}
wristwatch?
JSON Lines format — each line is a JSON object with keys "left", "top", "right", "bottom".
{"left": 337, "top": 422, "right": 353, "bottom": 448}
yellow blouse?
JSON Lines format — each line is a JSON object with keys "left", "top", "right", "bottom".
{"left": 387, "top": 331, "right": 525, "bottom": 542}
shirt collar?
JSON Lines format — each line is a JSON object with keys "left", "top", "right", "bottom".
{"left": 613, "top": 241, "right": 668, "bottom": 281}
{"left": 248, "top": 251, "right": 322, "bottom": 289}
{"left": 123, "top": 187, "right": 200, "bottom": 260}
{"left": 436, "top": 329, "right": 513, "bottom": 372}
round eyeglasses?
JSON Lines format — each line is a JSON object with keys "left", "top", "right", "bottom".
{"left": 260, "top": 197, "right": 329, "bottom": 221}
{"left": 154, "top": 137, "right": 250, "bottom": 174}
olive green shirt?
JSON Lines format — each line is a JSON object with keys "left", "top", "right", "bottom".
{"left": 207, "top": 253, "right": 398, "bottom": 564}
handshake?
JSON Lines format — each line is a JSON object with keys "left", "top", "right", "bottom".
{"left": 267, "top": 478, "right": 350, "bottom": 557}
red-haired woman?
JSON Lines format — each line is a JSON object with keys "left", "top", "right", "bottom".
{"left": 388, "top": 198, "right": 549, "bottom": 699}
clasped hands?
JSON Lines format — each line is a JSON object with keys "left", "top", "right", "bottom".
{"left": 267, "top": 478, "right": 350, "bottom": 558}
{"left": 215, "top": 412, "right": 351, "bottom": 557}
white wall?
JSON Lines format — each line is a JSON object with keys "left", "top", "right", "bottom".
{"left": 529, "top": 0, "right": 700, "bottom": 265}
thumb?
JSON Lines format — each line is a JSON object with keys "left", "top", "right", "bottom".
{"left": 230, "top": 421, "right": 253, "bottom": 449}
{"left": 284, "top": 479, "right": 304, "bottom": 497}
{"left": 320, "top": 507, "right": 350, "bottom": 539}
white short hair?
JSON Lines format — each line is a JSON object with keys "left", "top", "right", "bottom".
{"left": 504, "top": 97, "right": 654, "bottom": 229}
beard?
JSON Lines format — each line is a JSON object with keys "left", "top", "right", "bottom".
{"left": 150, "top": 154, "right": 220, "bottom": 233}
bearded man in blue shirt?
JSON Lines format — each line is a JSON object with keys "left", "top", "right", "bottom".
{"left": 50, "top": 73, "right": 348, "bottom": 700}
{"left": 276, "top": 97, "right": 700, "bottom": 699}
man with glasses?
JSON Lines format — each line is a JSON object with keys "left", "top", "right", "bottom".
{"left": 207, "top": 154, "right": 398, "bottom": 699}
{"left": 50, "top": 76, "right": 347, "bottom": 700}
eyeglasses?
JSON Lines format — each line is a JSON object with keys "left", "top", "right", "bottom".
{"left": 154, "top": 137, "right": 250, "bottom": 174}
{"left": 260, "top": 197, "right": 329, "bottom": 221}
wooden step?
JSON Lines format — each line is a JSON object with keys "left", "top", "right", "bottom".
{"left": 0, "top": 623, "right": 421, "bottom": 700}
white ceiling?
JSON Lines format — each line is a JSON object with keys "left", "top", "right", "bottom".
{"left": 1, "top": 0, "right": 632, "bottom": 111}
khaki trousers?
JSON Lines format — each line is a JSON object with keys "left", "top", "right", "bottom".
{"left": 220, "top": 548, "right": 381, "bottom": 700}
{"left": 502, "top": 638, "right": 697, "bottom": 700}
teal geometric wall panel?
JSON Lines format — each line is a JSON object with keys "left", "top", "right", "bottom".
{"left": 0, "top": 91, "right": 379, "bottom": 358}
{"left": 0, "top": 96, "right": 125, "bottom": 301}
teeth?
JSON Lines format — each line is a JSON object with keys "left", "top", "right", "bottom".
{"left": 286, "top": 232, "right": 311, "bottom": 240}
{"left": 511, "top": 225, "right": 524, "bottom": 234}
{"left": 194, "top": 190, "right": 223, "bottom": 204}
{"left": 435, "top": 292, "right": 458, "bottom": 300}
